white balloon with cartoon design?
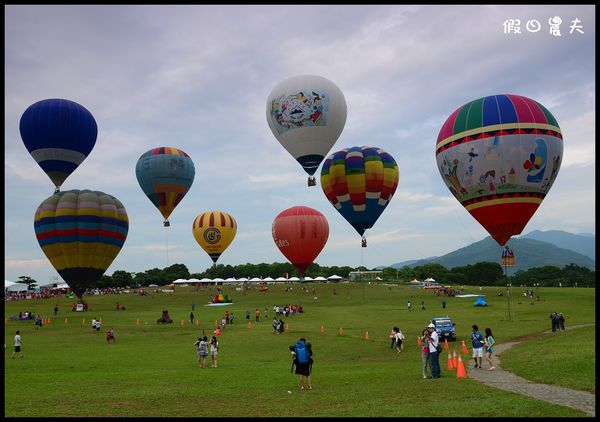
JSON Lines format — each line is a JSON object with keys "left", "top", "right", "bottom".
{"left": 266, "top": 75, "right": 347, "bottom": 186}
{"left": 435, "top": 94, "right": 563, "bottom": 246}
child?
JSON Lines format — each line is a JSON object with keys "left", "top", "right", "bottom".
{"left": 210, "top": 336, "right": 219, "bottom": 367}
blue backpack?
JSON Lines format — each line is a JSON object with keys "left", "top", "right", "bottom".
{"left": 295, "top": 340, "right": 309, "bottom": 364}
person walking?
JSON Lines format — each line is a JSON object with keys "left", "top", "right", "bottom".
{"left": 272, "top": 317, "right": 279, "bottom": 334}
{"left": 106, "top": 328, "right": 115, "bottom": 343}
{"left": 389, "top": 327, "right": 398, "bottom": 349}
{"left": 225, "top": 310, "right": 230, "bottom": 324}
{"left": 11, "top": 330, "right": 23, "bottom": 358}
{"left": 471, "top": 325, "right": 484, "bottom": 368}
{"left": 427, "top": 323, "right": 441, "bottom": 378}
{"left": 230, "top": 312, "right": 234, "bottom": 325}
{"left": 53, "top": 304, "right": 58, "bottom": 316}
{"left": 441, "top": 300, "right": 446, "bottom": 310}
{"left": 420, "top": 328, "right": 430, "bottom": 379}
{"left": 195, "top": 336, "right": 209, "bottom": 368}
{"left": 483, "top": 327, "right": 496, "bottom": 370}
{"left": 245, "top": 310, "right": 250, "bottom": 323}
{"left": 421, "top": 301, "right": 425, "bottom": 310}
{"left": 290, "top": 338, "right": 313, "bottom": 390}
{"left": 255, "top": 308, "right": 260, "bottom": 322}
{"left": 407, "top": 301, "right": 412, "bottom": 311}
{"left": 394, "top": 327, "right": 405, "bottom": 353}
{"left": 189, "top": 311, "right": 195, "bottom": 325}
{"left": 209, "top": 336, "right": 219, "bottom": 368}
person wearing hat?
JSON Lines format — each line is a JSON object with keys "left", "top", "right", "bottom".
{"left": 427, "top": 323, "right": 441, "bottom": 378}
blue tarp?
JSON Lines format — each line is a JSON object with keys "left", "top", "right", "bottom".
{"left": 473, "top": 295, "right": 488, "bottom": 306}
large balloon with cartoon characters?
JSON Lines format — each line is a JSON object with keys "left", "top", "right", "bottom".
{"left": 435, "top": 94, "right": 563, "bottom": 246}
{"left": 266, "top": 75, "right": 347, "bottom": 186}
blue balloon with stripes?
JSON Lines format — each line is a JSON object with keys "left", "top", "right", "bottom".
{"left": 19, "top": 98, "right": 98, "bottom": 192}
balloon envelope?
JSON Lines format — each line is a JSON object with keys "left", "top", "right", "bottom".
{"left": 272, "top": 206, "right": 329, "bottom": 275}
{"left": 135, "top": 147, "right": 195, "bottom": 225}
{"left": 19, "top": 98, "right": 98, "bottom": 191}
{"left": 34, "top": 189, "right": 129, "bottom": 298}
{"left": 266, "top": 75, "right": 347, "bottom": 178}
{"left": 192, "top": 211, "right": 237, "bottom": 263}
{"left": 435, "top": 94, "right": 563, "bottom": 246}
{"left": 320, "top": 146, "right": 399, "bottom": 236}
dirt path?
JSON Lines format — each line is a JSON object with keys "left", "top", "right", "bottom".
{"left": 465, "top": 323, "right": 595, "bottom": 416}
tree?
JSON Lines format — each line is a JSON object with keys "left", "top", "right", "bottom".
{"left": 17, "top": 276, "right": 38, "bottom": 290}
{"left": 111, "top": 270, "right": 133, "bottom": 288}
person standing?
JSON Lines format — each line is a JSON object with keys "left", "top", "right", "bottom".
{"left": 225, "top": 310, "right": 230, "bottom": 324}
{"left": 245, "top": 310, "right": 250, "bottom": 323}
{"left": 394, "top": 327, "right": 405, "bottom": 353}
{"left": 272, "top": 317, "right": 279, "bottom": 334}
{"left": 389, "top": 327, "right": 398, "bottom": 349}
{"left": 441, "top": 300, "right": 446, "bottom": 310}
{"left": 191, "top": 302, "right": 196, "bottom": 312}
{"left": 189, "top": 311, "right": 195, "bottom": 325}
{"left": 53, "top": 304, "right": 58, "bottom": 316}
{"left": 264, "top": 308, "right": 268, "bottom": 319}
{"left": 483, "top": 327, "right": 495, "bottom": 370}
{"left": 11, "top": 330, "right": 23, "bottom": 358}
{"left": 550, "top": 312, "right": 557, "bottom": 332}
{"left": 230, "top": 312, "right": 234, "bottom": 325}
{"left": 407, "top": 301, "right": 412, "bottom": 311}
{"left": 290, "top": 338, "right": 313, "bottom": 390}
{"left": 255, "top": 308, "right": 260, "bottom": 322}
{"left": 209, "top": 336, "right": 219, "bottom": 368}
{"left": 420, "top": 328, "right": 430, "bottom": 379}
{"left": 471, "top": 325, "right": 484, "bottom": 368}
{"left": 427, "top": 323, "right": 441, "bottom": 378}
{"left": 195, "top": 336, "right": 209, "bottom": 368}
{"left": 421, "top": 301, "right": 425, "bottom": 310}
{"left": 558, "top": 313, "right": 565, "bottom": 331}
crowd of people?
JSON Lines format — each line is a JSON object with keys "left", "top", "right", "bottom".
{"left": 550, "top": 312, "right": 566, "bottom": 331}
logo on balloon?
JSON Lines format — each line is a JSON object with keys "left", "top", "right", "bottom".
{"left": 203, "top": 228, "right": 222, "bottom": 244}
{"left": 270, "top": 90, "right": 329, "bottom": 134}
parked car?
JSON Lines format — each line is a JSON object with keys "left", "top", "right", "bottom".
{"left": 432, "top": 316, "right": 456, "bottom": 341}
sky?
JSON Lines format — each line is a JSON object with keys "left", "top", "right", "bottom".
{"left": 4, "top": 5, "right": 596, "bottom": 284}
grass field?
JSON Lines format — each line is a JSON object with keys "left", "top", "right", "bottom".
{"left": 500, "top": 325, "right": 595, "bottom": 393}
{"left": 4, "top": 283, "right": 595, "bottom": 417}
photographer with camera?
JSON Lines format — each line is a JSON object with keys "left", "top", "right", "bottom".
{"left": 289, "top": 338, "right": 313, "bottom": 390}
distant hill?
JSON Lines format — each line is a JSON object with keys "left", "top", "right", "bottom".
{"left": 521, "top": 230, "right": 595, "bottom": 260}
{"left": 388, "top": 235, "right": 595, "bottom": 274}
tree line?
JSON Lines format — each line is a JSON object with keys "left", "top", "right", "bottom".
{"left": 16, "top": 261, "right": 594, "bottom": 289}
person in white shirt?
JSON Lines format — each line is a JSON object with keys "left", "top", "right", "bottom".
{"left": 427, "top": 323, "right": 441, "bottom": 378}
{"left": 11, "top": 330, "right": 23, "bottom": 358}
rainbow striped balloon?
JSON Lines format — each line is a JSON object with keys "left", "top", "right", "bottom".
{"left": 321, "top": 146, "right": 399, "bottom": 238}
{"left": 435, "top": 94, "right": 563, "bottom": 246}
{"left": 34, "top": 190, "right": 129, "bottom": 298}
{"left": 192, "top": 211, "right": 237, "bottom": 264}
{"left": 135, "top": 147, "right": 195, "bottom": 226}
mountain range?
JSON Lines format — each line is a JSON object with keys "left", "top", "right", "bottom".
{"left": 386, "top": 230, "right": 595, "bottom": 274}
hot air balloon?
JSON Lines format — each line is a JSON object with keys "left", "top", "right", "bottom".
{"left": 320, "top": 146, "right": 399, "bottom": 247}
{"left": 19, "top": 98, "right": 98, "bottom": 193}
{"left": 192, "top": 211, "right": 237, "bottom": 265}
{"left": 272, "top": 206, "right": 329, "bottom": 276}
{"left": 33, "top": 189, "right": 128, "bottom": 299}
{"left": 135, "top": 147, "right": 195, "bottom": 226}
{"left": 266, "top": 75, "right": 347, "bottom": 186}
{"left": 435, "top": 94, "right": 563, "bottom": 246}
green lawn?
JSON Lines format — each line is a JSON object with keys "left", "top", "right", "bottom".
{"left": 500, "top": 325, "right": 595, "bottom": 393}
{"left": 4, "top": 283, "right": 594, "bottom": 417}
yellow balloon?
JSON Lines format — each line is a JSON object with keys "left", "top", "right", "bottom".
{"left": 192, "top": 211, "right": 237, "bottom": 264}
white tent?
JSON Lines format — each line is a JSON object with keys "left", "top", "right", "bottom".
{"left": 237, "top": 277, "right": 248, "bottom": 282}
{"left": 212, "top": 278, "right": 224, "bottom": 282}
{"left": 188, "top": 278, "right": 201, "bottom": 283}
{"left": 314, "top": 276, "right": 327, "bottom": 282}
{"left": 199, "top": 278, "right": 213, "bottom": 283}
{"left": 172, "top": 279, "right": 190, "bottom": 284}
{"left": 52, "top": 283, "right": 70, "bottom": 290}
{"left": 262, "top": 277, "right": 275, "bottom": 282}
{"left": 327, "top": 275, "right": 343, "bottom": 281}
{"left": 6, "top": 282, "right": 28, "bottom": 292}
{"left": 224, "top": 277, "right": 238, "bottom": 283}
{"left": 5, "top": 280, "right": 16, "bottom": 289}
{"left": 424, "top": 277, "right": 436, "bottom": 282}
{"left": 249, "top": 277, "right": 262, "bottom": 282}
{"left": 288, "top": 276, "right": 300, "bottom": 282}
{"left": 275, "top": 276, "right": 287, "bottom": 282}
{"left": 409, "top": 278, "right": 420, "bottom": 284}
{"left": 302, "top": 276, "right": 314, "bottom": 281}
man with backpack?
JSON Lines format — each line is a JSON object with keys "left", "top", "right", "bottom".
{"left": 471, "top": 324, "right": 485, "bottom": 368}
{"left": 290, "top": 338, "right": 313, "bottom": 390}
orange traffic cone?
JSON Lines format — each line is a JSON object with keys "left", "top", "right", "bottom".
{"left": 181, "top": 319, "right": 184, "bottom": 327}
{"left": 320, "top": 325, "right": 325, "bottom": 333}
{"left": 136, "top": 319, "right": 140, "bottom": 326}
{"left": 452, "top": 350, "right": 458, "bottom": 369}
{"left": 456, "top": 354, "right": 467, "bottom": 378}
{"left": 417, "top": 336, "right": 422, "bottom": 346}
{"left": 65, "top": 318, "right": 68, "bottom": 324}
{"left": 285, "top": 323, "right": 289, "bottom": 332}
{"left": 214, "top": 320, "right": 218, "bottom": 327}
{"left": 447, "top": 351, "right": 454, "bottom": 370}
{"left": 195, "top": 319, "right": 199, "bottom": 326}
{"left": 461, "top": 340, "right": 469, "bottom": 355}
{"left": 444, "top": 338, "right": 449, "bottom": 350}
{"left": 365, "top": 331, "right": 369, "bottom": 340}
{"left": 248, "top": 321, "right": 251, "bottom": 329}
{"left": 339, "top": 327, "right": 343, "bottom": 335}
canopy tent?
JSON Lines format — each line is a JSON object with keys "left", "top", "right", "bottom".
{"left": 224, "top": 278, "right": 238, "bottom": 283}
{"left": 262, "top": 277, "right": 275, "bottom": 282}
{"left": 212, "top": 278, "right": 224, "bottom": 282}
{"left": 424, "top": 277, "right": 436, "bottom": 282}
{"left": 375, "top": 276, "right": 383, "bottom": 281}
{"left": 5, "top": 280, "right": 16, "bottom": 289}
{"left": 6, "top": 282, "right": 28, "bottom": 292}
{"left": 473, "top": 295, "right": 488, "bottom": 306}
{"left": 237, "top": 277, "right": 249, "bottom": 282}
{"left": 314, "top": 276, "right": 327, "bottom": 282}
{"left": 288, "top": 276, "right": 300, "bottom": 282}
{"left": 275, "top": 277, "right": 288, "bottom": 282}
{"left": 199, "top": 278, "right": 213, "bottom": 283}
{"left": 327, "top": 275, "right": 343, "bottom": 281}
{"left": 171, "top": 279, "right": 190, "bottom": 284}
{"left": 409, "top": 279, "right": 420, "bottom": 284}
{"left": 52, "top": 283, "right": 70, "bottom": 290}
{"left": 248, "top": 277, "right": 262, "bottom": 282}
{"left": 302, "top": 276, "right": 314, "bottom": 281}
